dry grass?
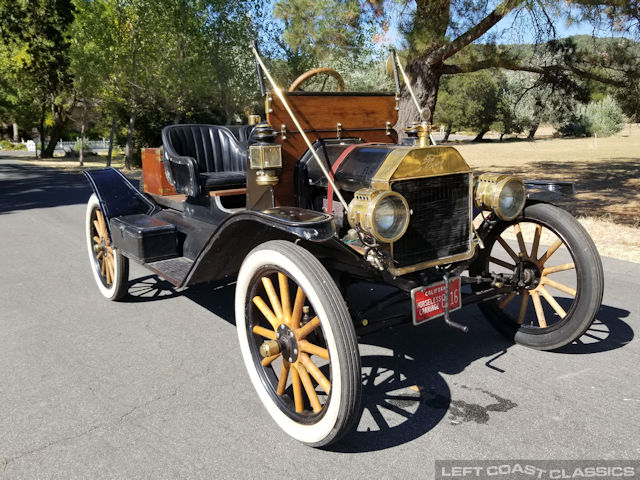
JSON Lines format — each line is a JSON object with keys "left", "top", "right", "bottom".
{"left": 457, "top": 124, "right": 640, "bottom": 263}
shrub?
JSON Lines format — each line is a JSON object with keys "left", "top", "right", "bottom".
{"left": 584, "top": 96, "right": 626, "bottom": 136}
{"left": 74, "top": 139, "right": 90, "bottom": 154}
{"left": 558, "top": 96, "right": 626, "bottom": 137}
{"left": 0, "top": 140, "right": 27, "bottom": 150}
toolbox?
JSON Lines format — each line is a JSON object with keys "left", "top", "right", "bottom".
{"left": 110, "top": 214, "right": 178, "bottom": 263}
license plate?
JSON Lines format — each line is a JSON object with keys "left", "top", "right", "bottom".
{"left": 411, "top": 277, "right": 462, "bottom": 325}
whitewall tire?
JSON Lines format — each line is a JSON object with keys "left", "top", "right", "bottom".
{"left": 235, "top": 240, "right": 361, "bottom": 447}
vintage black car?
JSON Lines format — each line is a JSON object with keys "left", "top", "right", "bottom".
{"left": 83, "top": 48, "right": 604, "bottom": 446}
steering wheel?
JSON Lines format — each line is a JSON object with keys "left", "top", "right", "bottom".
{"left": 288, "top": 68, "right": 345, "bottom": 92}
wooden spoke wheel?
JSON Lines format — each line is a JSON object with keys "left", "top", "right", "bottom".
{"left": 85, "top": 194, "right": 129, "bottom": 301}
{"left": 235, "top": 240, "right": 361, "bottom": 447}
{"left": 471, "top": 203, "right": 604, "bottom": 350}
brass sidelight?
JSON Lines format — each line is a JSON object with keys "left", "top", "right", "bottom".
{"left": 248, "top": 114, "right": 261, "bottom": 125}
{"left": 249, "top": 124, "right": 282, "bottom": 187}
{"left": 260, "top": 340, "right": 280, "bottom": 358}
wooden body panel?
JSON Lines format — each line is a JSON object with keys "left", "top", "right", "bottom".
{"left": 267, "top": 93, "right": 399, "bottom": 206}
{"left": 142, "top": 147, "right": 176, "bottom": 196}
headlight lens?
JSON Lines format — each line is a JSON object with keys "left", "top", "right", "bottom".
{"left": 348, "top": 189, "right": 410, "bottom": 243}
{"left": 498, "top": 179, "right": 526, "bottom": 220}
{"left": 475, "top": 173, "right": 526, "bottom": 221}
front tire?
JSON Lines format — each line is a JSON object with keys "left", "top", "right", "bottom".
{"left": 235, "top": 240, "right": 361, "bottom": 447}
{"left": 471, "top": 203, "right": 604, "bottom": 350}
{"left": 86, "top": 194, "right": 129, "bottom": 300}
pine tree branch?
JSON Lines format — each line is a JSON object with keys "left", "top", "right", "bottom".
{"left": 429, "top": 0, "right": 525, "bottom": 64}
{"left": 441, "top": 59, "right": 629, "bottom": 87}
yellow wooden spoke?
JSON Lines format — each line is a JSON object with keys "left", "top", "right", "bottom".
{"left": 278, "top": 273, "right": 291, "bottom": 325}
{"left": 261, "top": 277, "right": 283, "bottom": 321}
{"left": 498, "top": 292, "right": 517, "bottom": 310}
{"left": 93, "top": 220, "right": 102, "bottom": 237}
{"left": 531, "top": 291, "right": 547, "bottom": 327}
{"left": 542, "top": 277, "right": 576, "bottom": 296}
{"left": 96, "top": 210, "right": 107, "bottom": 237}
{"left": 93, "top": 235, "right": 101, "bottom": 244}
{"left": 497, "top": 236, "right": 519, "bottom": 262}
{"left": 542, "top": 262, "right": 575, "bottom": 276}
{"left": 252, "top": 325, "right": 277, "bottom": 340}
{"left": 105, "top": 256, "right": 112, "bottom": 284}
{"left": 296, "top": 363, "right": 322, "bottom": 413}
{"left": 299, "top": 353, "right": 331, "bottom": 393}
{"left": 538, "top": 238, "right": 563, "bottom": 265}
{"left": 96, "top": 251, "right": 103, "bottom": 261}
{"left": 299, "top": 339, "right": 329, "bottom": 360}
{"left": 490, "top": 256, "right": 515, "bottom": 270}
{"left": 276, "top": 362, "right": 290, "bottom": 395}
{"left": 513, "top": 224, "right": 527, "bottom": 257}
{"left": 252, "top": 296, "right": 280, "bottom": 330}
{"left": 531, "top": 225, "right": 542, "bottom": 259}
{"left": 291, "top": 287, "right": 306, "bottom": 329}
{"left": 290, "top": 365, "right": 304, "bottom": 413}
{"left": 517, "top": 290, "right": 530, "bottom": 325}
{"left": 261, "top": 353, "right": 280, "bottom": 367}
{"left": 296, "top": 316, "right": 320, "bottom": 340}
{"left": 538, "top": 286, "right": 567, "bottom": 318}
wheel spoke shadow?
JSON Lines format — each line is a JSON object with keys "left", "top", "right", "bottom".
{"left": 121, "top": 274, "right": 183, "bottom": 303}
{"left": 556, "top": 301, "right": 633, "bottom": 354}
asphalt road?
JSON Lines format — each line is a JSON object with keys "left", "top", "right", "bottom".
{"left": 1, "top": 154, "right": 639, "bottom": 480}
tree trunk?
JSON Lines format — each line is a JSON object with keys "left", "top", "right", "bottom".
{"left": 174, "top": 113, "right": 181, "bottom": 124}
{"left": 106, "top": 116, "right": 116, "bottom": 167}
{"left": 39, "top": 103, "right": 46, "bottom": 157}
{"left": 473, "top": 129, "right": 489, "bottom": 142}
{"left": 125, "top": 32, "right": 138, "bottom": 170}
{"left": 443, "top": 123, "right": 452, "bottom": 142}
{"left": 528, "top": 123, "right": 539, "bottom": 139}
{"left": 42, "top": 104, "right": 69, "bottom": 158}
{"left": 395, "top": 57, "right": 442, "bottom": 136}
{"left": 125, "top": 110, "right": 136, "bottom": 170}
{"left": 12, "top": 122, "right": 19, "bottom": 142}
{"left": 79, "top": 106, "right": 86, "bottom": 167}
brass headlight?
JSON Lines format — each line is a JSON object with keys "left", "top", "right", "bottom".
{"left": 348, "top": 189, "right": 410, "bottom": 243}
{"left": 475, "top": 173, "right": 526, "bottom": 221}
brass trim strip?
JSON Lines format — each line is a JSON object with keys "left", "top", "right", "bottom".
{"left": 388, "top": 242, "right": 477, "bottom": 276}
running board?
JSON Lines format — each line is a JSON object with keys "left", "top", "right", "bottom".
{"left": 145, "top": 257, "right": 194, "bottom": 286}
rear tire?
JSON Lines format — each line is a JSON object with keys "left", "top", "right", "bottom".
{"left": 86, "top": 194, "right": 129, "bottom": 301}
{"left": 235, "top": 240, "right": 361, "bottom": 447}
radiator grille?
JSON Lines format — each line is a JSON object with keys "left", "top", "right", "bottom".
{"left": 391, "top": 174, "right": 471, "bottom": 268}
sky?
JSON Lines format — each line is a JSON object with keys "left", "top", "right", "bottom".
{"left": 379, "top": 2, "right": 635, "bottom": 50}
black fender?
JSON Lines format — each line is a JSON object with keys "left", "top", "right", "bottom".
{"left": 524, "top": 179, "right": 574, "bottom": 205}
{"left": 83, "top": 168, "right": 156, "bottom": 235}
{"left": 182, "top": 207, "right": 338, "bottom": 286}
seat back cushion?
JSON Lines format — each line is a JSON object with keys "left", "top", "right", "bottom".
{"left": 164, "top": 124, "right": 247, "bottom": 173}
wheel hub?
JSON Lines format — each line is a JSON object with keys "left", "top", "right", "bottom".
{"left": 517, "top": 260, "right": 541, "bottom": 290}
{"left": 276, "top": 324, "right": 299, "bottom": 363}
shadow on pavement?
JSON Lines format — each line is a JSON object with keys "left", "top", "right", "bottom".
{"left": 126, "top": 273, "right": 633, "bottom": 452}
{"left": 0, "top": 159, "right": 139, "bottom": 214}
{"left": 0, "top": 161, "right": 91, "bottom": 213}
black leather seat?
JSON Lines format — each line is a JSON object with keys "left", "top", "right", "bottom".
{"left": 162, "top": 124, "right": 248, "bottom": 197}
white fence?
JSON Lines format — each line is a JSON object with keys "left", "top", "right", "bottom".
{"left": 24, "top": 139, "right": 113, "bottom": 153}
